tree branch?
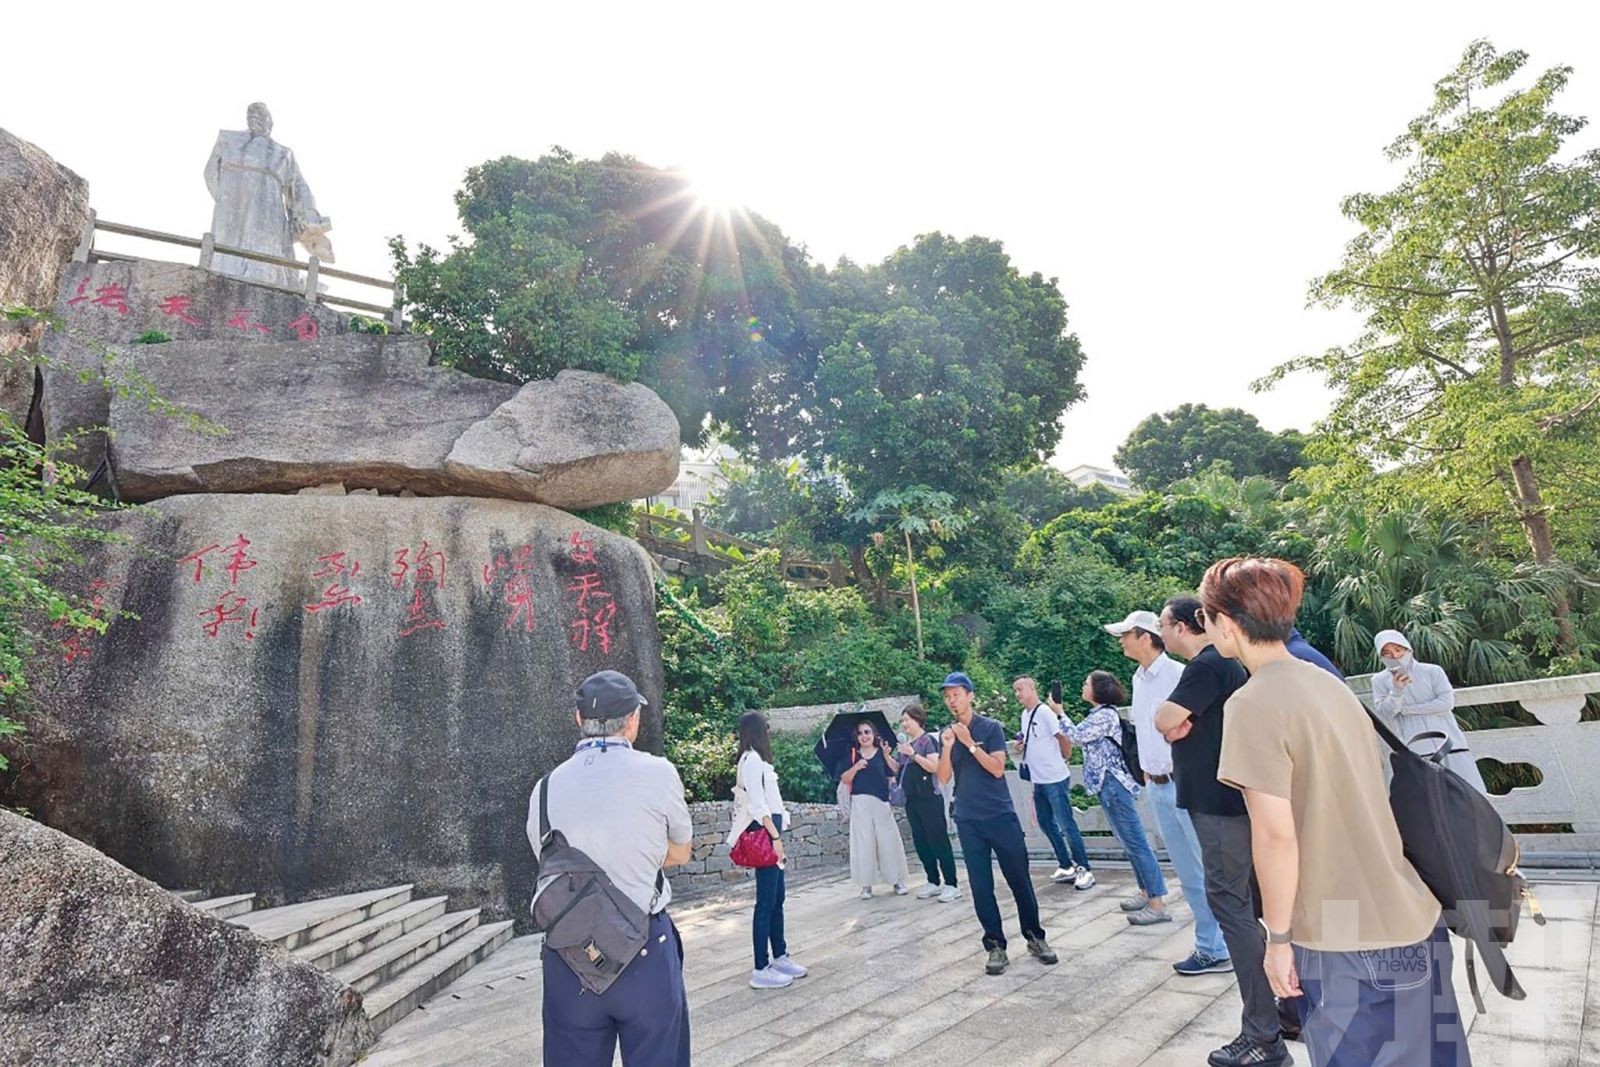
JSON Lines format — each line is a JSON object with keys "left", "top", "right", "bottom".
{"left": 1539, "top": 390, "right": 1600, "bottom": 432}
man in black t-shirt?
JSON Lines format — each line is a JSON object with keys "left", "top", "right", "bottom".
{"left": 1154, "top": 597, "right": 1288, "bottom": 1067}
{"left": 936, "top": 672, "right": 1057, "bottom": 977}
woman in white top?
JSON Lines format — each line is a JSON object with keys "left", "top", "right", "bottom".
{"left": 1370, "top": 629, "right": 1487, "bottom": 794}
{"left": 734, "top": 711, "right": 808, "bottom": 989}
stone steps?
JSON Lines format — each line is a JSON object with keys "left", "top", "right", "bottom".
{"left": 174, "top": 884, "right": 512, "bottom": 1036}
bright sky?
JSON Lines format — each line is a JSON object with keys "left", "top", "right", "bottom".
{"left": 8, "top": 2, "right": 1599, "bottom": 468}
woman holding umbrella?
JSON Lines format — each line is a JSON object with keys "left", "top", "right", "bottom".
{"left": 840, "top": 719, "right": 911, "bottom": 899}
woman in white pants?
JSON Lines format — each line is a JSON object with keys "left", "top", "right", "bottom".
{"left": 840, "top": 720, "right": 910, "bottom": 899}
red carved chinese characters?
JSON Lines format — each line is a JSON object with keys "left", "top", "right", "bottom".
{"left": 199, "top": 595, "right": 259, "bottom": 639}
{"left": 567, "top": 570, "right": 617, "bottom": 655}
{"left": 178, "top": 535, "right": 262, "bottom": 641}
{"left": 392, "top": 541, "right": 447, "bottom": 637}
{"left": 482, "top": 544, "right": 536, "bottom": 633}
{"left": 67, "top": 279, "right": 130, "bottom": 315}
{"left": 157, "top": 294, "right": 204, "bottom": 326}
{"left": 225, "top": 309, "right": 272, "bottom": 335}
{"left": 57, "top": 578, "right": 112, "bottom": 663}
{"left": 287, "top": 313, "right": 319, "bottom": 342}
{"left": 304, "top": 551, "right": 364, "bottom": 614}
{"left": 569, "top": 530, "right": 597, "bottom": 565}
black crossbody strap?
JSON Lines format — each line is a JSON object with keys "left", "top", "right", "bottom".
{"left": 538, "top": 773, "right": 553, "bottom": 847}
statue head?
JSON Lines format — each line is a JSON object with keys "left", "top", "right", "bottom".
{"left": 246, "top": 103, "right": 273, "bottom": 137}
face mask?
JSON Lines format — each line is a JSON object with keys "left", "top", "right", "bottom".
{"left": 1381, "top": 653, "right": 1413, "bottom": 671}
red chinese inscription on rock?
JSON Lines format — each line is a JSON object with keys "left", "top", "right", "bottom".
{"left": 67, "top": 279, "right": 131, "bottom": 315}
{"left": 157, "top": 294, "right": 204, "bottom": 326}
{"left": 225, "top": 309, "right": 272, "bottom": 336}
{"left": 392, "top": 540, "right": 447, "bottom": 637}
{"left": 567, "top": 568, "right": 618, "bottom": 655}
{"left": 482, "top": 543, "right": 536, "bottom": 633}
{"left": 287, "top": 313, "right": 319, "bottom": 342}
{"left": 198, "top": 595, "right": 259, "bottom": 640}
{"left": 304, "top": 552, "right": 364, "bottom": 614}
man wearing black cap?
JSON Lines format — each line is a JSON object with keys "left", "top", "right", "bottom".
{"left": 936, "top": 671, "right": 1058, "bottom": 976}
{"left": 526, "top": 670, "right": 694, "bottom": 1066}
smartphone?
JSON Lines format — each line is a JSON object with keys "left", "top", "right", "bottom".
{"left": 1049, "top": 679, "right": 1062, "bottom": 704}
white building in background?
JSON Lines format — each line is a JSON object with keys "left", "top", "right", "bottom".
{"left": 1060, "top": 463, "right": 1135, "bottom": 495}
{"left": 650, "top": 442, "right": 738, "bottom": 512}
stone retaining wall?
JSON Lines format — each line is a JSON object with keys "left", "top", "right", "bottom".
{"left": 666, "top": 801, "right": 915, "bottom": 895}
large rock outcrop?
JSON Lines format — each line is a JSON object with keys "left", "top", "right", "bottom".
{"left": 1, "top": 128, "right": 91, "bottom": 426}
{"left": 0, "top": 810, "right": 375, "bottom": 1067}
{"left": 445, "top": 370, "right": 681, "bottom": 509}
{"left": 102, "top": 335, "right": 680, "bottom": 505}
{"left": 38, "top": 260, "right": 349, "bottom": 474}
{"left": 5, "top": 493, "right": 663, "bottom": 923}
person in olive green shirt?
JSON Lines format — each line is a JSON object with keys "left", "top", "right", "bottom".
{"left": 1200, "top": 556, "right": 1470, "bottom": 1067}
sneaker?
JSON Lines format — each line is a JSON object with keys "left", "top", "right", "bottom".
{"left": 859, "top": 886, "right": 873, "bottom": 900}
{"left": 1207, "top": 1034, "right": 1290, "bottom": 1067}
{"left": 916, "top": 883, "right": 941, "bottom": 900}
{"left": 1172, "top": 950, "right": 1234, "bottom": 976}
{"left": 938, "top": 885, "right": 963, "bottom": 904}
{"left": 1049, "top": 866, "right": 1080, "bottom": 884}
{"left": 749, "top": 966, "right": 794, "bottom": 990}
{"left": 984, "top": 946, "right": 1009, "bottom": 975}
{"left": 1025, "top": 936, "right": 1059, "bottom": 965}
{"left": 1073, "top": 869, "right": 1097, "bottom": 890}
{"left": 769, "top": 955, "right": 808, "bottom": 979}
{"left": 893, "top": 882, "right": 910, "bottom": 896}
{"left": 1120, "top": 893, "right": 1149, "bottom": 912}
{"left": 1127, "top": 904, "right": 1173, "bottom": 926}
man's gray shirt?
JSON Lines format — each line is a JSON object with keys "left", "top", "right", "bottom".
{"left": 527, "top": 739, "right": 694, "bottom": 915}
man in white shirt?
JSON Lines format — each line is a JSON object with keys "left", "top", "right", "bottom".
{"left": 1104, "top": 610, "right": 1232, "bottom": 977}
{"left": 1012, "top": 677, "right": 1095, "bottom": 890}
{"left": 527, "top": 671, "right": 694, "bottom": 1066}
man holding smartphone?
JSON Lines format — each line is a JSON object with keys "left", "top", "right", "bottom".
{"left": 1012, "top": 676, "right": 1095, "bottom": 889}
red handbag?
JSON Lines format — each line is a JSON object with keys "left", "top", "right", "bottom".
{"left": 730, "top": 826, "right": 779, "bottom": 868}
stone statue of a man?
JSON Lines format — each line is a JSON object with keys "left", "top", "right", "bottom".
{"left": 203, "top": 103, "right": 334, "bottom": 288}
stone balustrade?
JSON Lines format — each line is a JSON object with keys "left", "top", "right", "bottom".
{"left": 666, "top": 801, "right": 915, "bottom": 895}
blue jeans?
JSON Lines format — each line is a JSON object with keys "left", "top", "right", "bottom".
{"left": 1098, "top": 774, "right": 1166, "bottom": 898}
{"left": 752, "top": 814, "right": 787, "bottom": 969}
{"left": 542, "top": 910, "right": 690, "bottom": 1067}
{"left": 955, "top": 812, "right": 1044, "bottom": 950}
{"left": 1033, "top": 778, "right": 1091, "bottom": 870}
{"left": 1295, "top": 923, "right": 1471, "bottom": 1066}
{"left": 1143, "top": 778, "right": 1228, "bottom": 958}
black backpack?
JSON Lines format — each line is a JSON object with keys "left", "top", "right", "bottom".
{"left": 531, "top": 770, "right": 664, "bottom": 995}
{"left": 1365, "top": 708, "right": 1546, "bottom": 1011}
{"left": 1118, "top": 716, "right": 1144, "bottom": 786}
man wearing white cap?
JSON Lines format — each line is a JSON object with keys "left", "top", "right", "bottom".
{"left": 1371, "top": 630, "right": 1486, "bottom": 794}
{"left": 1105, "top": 611, "right": 1233, "bottom": 978}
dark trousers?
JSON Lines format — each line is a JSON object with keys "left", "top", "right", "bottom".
{"left": 905, "top": 791, "right": 958, "bottom": 887}
{"left": 1190, "top": 810, "right": 1279, "bottom": 1045}
{"left": 1295, "top": 923, "right": 1472, "bottom": 1066}
{"left": 752, "top": 814, "right": 787, "bottom": 969}
{"left": 956, "top": 812, "right": 1044, "bottom": 950}
{"left": 541, "top": 909, "right": 690, "bottom": 1067}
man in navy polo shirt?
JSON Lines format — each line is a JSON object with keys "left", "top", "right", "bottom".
{"left": 936, "top": 671, "right": 1058, "bottom": 976}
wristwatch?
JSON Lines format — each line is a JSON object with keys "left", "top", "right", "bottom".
{"left": 967, "top": 743, "right": 978, "bottom": 753}
{"left": 1258, "top": 919, "right": 1292, "bottom": 945}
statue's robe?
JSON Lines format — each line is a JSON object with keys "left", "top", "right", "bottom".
{"left": 203, "top": 130, "right": 327, "bottom": 289}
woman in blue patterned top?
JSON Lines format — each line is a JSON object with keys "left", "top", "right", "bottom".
{"left": 1062, "top": 671, "right": 1171, "bottom": 926}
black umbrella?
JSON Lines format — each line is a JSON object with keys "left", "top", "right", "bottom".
{"left": 813, "top": 706, "right": 897, "bottom": 779}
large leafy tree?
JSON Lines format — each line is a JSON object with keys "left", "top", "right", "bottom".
{"left": 1115, "top": 404, "right": 1305, "bottom": 490}
{"left": 1265, "top": 41, "right": 1600, "bottom": 599}
{"left": 391, "top": 150, "right": 824, "bottom": 447}
{"left": 806, "top": 234, "right": 1086, "bottom": 502}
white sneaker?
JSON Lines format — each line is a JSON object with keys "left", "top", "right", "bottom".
{"left": 749, "top": 966, "right": 794, "bottom": 989}
{"left": 938, "top": 885, "right": 963, "bottom": 904}
{"left": 859, "top": 886, "right": 873, "bottom": 900}
{"left": 769, "top": 955, "right": 808, "bottom": 978}
{"left": 1074, "top": 869, "right": 1097, "bottom": 890}
{"left": 916, "top": 883, "right": 941, "bottom": 900}
{"left": 1049, "top": 866, "right": 1080, "bottom": 884}
{"left": 893, "top": 882, "right": 910, "bottom": 896}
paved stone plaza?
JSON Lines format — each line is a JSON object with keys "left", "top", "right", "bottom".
{"left": 366, "top": 867, "right": 1598, "bottom": 1066}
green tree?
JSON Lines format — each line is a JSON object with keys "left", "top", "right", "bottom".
{"left": 391, "top": 150, "right": 824, "bottom": 449}
{"left": 849, "top": 486, "right": 969, "bottom": 658}
{"left": 807, "top": 234, "right": 1086, "bottom": 502}
{"left": 1114, "top": 404, "right": 1305, "bottom": 490}
{"left": 1264, "top": 41, "right": 1600, "bottom": 654}
{"left": 999, "top": 465, "right": 1121, "bottom": 526}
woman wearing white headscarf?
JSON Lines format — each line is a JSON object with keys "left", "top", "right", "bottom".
{"left": 1370, "top": 629, "right": 1487, "bottom": 794}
